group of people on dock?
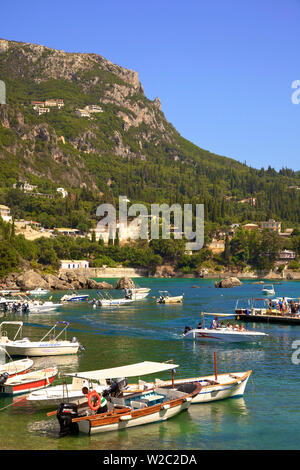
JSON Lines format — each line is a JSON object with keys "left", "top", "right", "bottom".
{"left": 268, "top": 298, "right": 300, "bottom": 316}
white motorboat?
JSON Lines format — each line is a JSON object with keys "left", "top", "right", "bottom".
{"left": 182, "top": 313, "right": 267, "bottom": 343}
{"left": 0, "top": 321, "right": 84, "bottom": 356}
{"left": 27, "top": 288, "right": 50, "bottom": 296}
{"left": 124, "top": 287, "right": 150, "bottom": 301}
{"left": 262, "top": 284, "right": 275, "bottom": 296}
{"left": 92, "top": 291, "right": 134, "bottom": 307}
{"left": 157, "top": 291, "right": 183, "bottom": 304}
{"left": 27, "top": 299, "right": 63, "bottom": 313}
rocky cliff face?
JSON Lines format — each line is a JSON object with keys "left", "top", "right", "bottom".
{"left": 0, "top": 38, "right": 180, "bottom": 188}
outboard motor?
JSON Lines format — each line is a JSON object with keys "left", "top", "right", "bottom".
{"left": 102, "top": 377, "right": 129, "bottom": 398}
{"left": 0, "top": 372, "right": 9, "bottom": 386}
{"left": 56, "top": 402, "right": 79, "bottom": 437}
{"left": 183, "top": 326, "right": 192, "bottom": 335}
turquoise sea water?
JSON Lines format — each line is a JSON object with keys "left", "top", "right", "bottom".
{"left": 0, "top": 277, "right": 300, "bottom": 450}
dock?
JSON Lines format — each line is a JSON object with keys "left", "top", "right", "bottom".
{"left": 235, "top": 312, "right": 300, "bottom": 325}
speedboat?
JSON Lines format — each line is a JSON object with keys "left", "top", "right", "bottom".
{"left": 0, "top": 366, "right": 57, "bottom": 396}
{"left": 124, "top": 287, "right": 150, "bottom": 301}
{"left": 182, "top": 313, "right": 267, "bottom": 343}
{"left": 27, "top": 299, "right": 62, "bottom": 313}
{"left": 61, "top": 292, "right": 89, "bottom": 303}
{"left": 92, "top": 291, "right": 134, "bottom": 307}
{"left": 0, "top": 321, "right": 84, "bottom": 356}
{"left": 157, "top": 291, "right": 183, "bottom": 304}
{"left": 262, "top": 284, "right": 275, "bottom": 296}
{"left": 50, "top": 361, "right": 201, "bottom": 436}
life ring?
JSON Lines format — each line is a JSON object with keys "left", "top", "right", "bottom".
{"left": 87, "top": 390, "right": 101, "bottom": 411}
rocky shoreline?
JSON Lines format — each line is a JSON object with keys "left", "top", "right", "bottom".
{"left": 2, "top": 270, "right": 136, "bottom": 292}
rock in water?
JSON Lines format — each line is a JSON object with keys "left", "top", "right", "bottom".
{"left": 115, "top": 277, "right": 135, "bottom": 289}
{"left": 215, "top": 277, "right": 242, "bottom": 288}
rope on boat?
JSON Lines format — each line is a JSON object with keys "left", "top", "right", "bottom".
{"left": 0, "top": 395, "right": 27, "bottom": 412}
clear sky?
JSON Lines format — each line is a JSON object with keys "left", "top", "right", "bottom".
{"left": 1, "top": 0, "right": 300, "bottom": 171}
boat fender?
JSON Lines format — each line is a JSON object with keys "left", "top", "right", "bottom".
{"left": 0, "top": 372, "right": 9, "bottom": 386}
{"left": 87, "top": 390, "right": 101, "bottom": 411}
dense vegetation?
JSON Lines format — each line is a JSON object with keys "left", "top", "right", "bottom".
{"left": 0, "top": 39, "right": 300, "bottom": 277}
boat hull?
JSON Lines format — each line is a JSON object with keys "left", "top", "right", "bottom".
{"left": 126, "top": 371, "right": 252, "bottom": 404}
{"left": 183, "top": 328, "right": 266, "bottom": 343}
{"left": 4, "top": 342, "right": 79, "bottom": 357}
{"left": 78, "top": 401, "right": 190, "bottom": 435}
{"left": 0, "top": 368, "right": 57, "bottom": 396}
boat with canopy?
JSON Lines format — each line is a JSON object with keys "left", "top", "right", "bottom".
{"left": 0, "top": 321, "right": 84, "bottom": 356}
{"left": 47, "top": 361, "right": 201, "bottom": 436}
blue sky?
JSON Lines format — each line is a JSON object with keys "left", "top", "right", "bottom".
{"left": 1, "top": 0, "right": 300, "bottom": 170}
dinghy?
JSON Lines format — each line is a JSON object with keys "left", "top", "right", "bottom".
{"left": 0, "top": 321, "right": 84, "bottom": 356}
{"left": 0, "top": 353, "right": 33, "bottom": 378}
{"left": 0, "top": 366, "right": 57, "bottom": 396}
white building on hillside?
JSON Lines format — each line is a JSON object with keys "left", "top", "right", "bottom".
{"left": 60, "top": 260, "right": 89, "bottom": 269}
{"left": 0, "top": 204, "right": 12, "bottom": 223}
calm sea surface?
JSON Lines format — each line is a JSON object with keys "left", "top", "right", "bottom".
{"left": 1, "top": 278, "right": 300, "bottom": 450}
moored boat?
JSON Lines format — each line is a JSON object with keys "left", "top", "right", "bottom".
{"left": 51, "top": 361, "right": 201, "bottom": 436}
{"left": 0, "top": 321, "right": 84, "bottom": 356}
{"left": 157, "top": 291, "right": 183, "bottom": 304}
{"left": 27, "top": 288, "right": 50, "bottom": 296}
{"left": 61, "top": 292, "right": 89, "bottom": 303}
{"left": 0, "top": 356, "right": 34, "bottom": 378}
{"left": 0, "top": 366, "right": 58, "bottom": 396}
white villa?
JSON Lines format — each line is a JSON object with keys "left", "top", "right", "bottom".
{"left": 60, "top": 260, "right": 89, "bottom": 269}
{"left": 0, "top": 204, "right": 12, "bottom": 223}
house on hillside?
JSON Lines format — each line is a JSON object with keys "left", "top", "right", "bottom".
{"left": 243, "top": 223, "right": 259, "bottom": 231}
{"left": 278, "top": 250, "right": 296, "bottom": 261}
{"left": 60, "top": 260, "right": 89, "bottom": 269}
{"left": 260, "top": 219, "right": 281, "bottom": 233}
{"left": 75, "top": 109, "right": 90, "bottom": 118}
{"left": 0, "top": 204, "right": 12, "bottom": 223}
{"left": 57, "top": 187, "right": 68, "bottom": 198}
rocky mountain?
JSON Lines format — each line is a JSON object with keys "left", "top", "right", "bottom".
{"left": 0, "top": 38, "right": 300, "bottom": 227}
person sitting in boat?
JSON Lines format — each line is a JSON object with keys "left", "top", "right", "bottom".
{"left": 210, "top": 317, "right": 220, "bottom": 329}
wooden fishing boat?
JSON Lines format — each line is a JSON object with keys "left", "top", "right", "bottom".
{"left": 0, "top": 321, "right": 83, "bottom": 356}
{"left": 70, "top": 385, "right": 200, "bottom": 435}
{"left": 0, "top": 366, "right": 58, "bottom": 396}
{"left": 51, "top": 362, "right": 201, "bottom": 436}
{"left": 126, "top": 370, "right": 252, "bottom": 403}
{"left": 157, "top": 291, "right": 183, "bottom": 304}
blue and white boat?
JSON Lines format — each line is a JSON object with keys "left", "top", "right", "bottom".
{"left": 61, "top": 292, "right": 89, "bottom": 303}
